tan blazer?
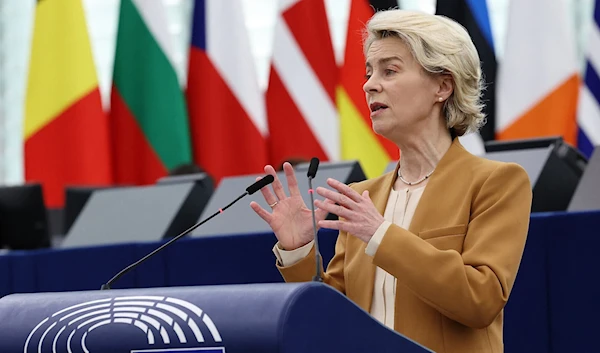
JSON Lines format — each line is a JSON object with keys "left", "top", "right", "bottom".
{"left": 278, "top": 138, "right": 532, "bottom": 353}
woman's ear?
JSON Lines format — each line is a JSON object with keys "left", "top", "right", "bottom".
{"left": 437, "top": 73, "right": 454, "bottom": 101}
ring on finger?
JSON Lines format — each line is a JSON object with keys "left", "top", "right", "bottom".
{"left": 269, "top": 201, "right": 278, "bottom": 208}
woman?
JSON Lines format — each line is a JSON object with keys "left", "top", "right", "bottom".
{"left": 250, "top": 9, "right": 532, "bottom": 353}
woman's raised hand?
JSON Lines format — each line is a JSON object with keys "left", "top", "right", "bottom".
{"left": 250, "top": 162, "right": 332, "bottom": 250}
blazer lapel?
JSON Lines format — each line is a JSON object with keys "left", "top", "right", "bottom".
{"left": 353, "top": 139, "right": 465, "bottom": 313}
{"left": 354, "top": 164, "right": 398, "bottom": 313}
{"left": 408, "top": 138, "right": 465, "bottom": 234}
{"left": 370, "top": 165, "right": 398, "bottom": 216}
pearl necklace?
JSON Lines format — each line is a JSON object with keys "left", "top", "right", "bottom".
{"left": 397, "top": 169, "right": 435, "bottom": 186}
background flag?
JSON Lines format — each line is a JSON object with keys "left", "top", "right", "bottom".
{"left": 24, "top": 0, "right": 112, "bottom": 207}
{"left": 497, "top": 0, "right": 579, "bottom": 146}
{"left": 109, "top": 0, "right": 192, "bottom": 185}
{"left": 266, "top": 0, "right": 339, "bottom": 169}
{"left": 577, "top": 0, "right": 600, "bottom": 158}
{"left": 338, "top": 0, "right": 400, "bottom": 178}
{"left": 187, "top": 0, "right": 268, "bottom": 182}
{"left": 436, "top": 0, "right": 497, "bottom": 142}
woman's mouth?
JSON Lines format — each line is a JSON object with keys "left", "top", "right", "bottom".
{"left": 370, "top": 102, "right": 388, "bottom": 117}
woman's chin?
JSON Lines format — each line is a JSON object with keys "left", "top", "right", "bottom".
{"left": 372, "top": 122, "right": 406, "bottom": 144}
{"left": 372, "top": 121, "right": 392, "bottom": 138}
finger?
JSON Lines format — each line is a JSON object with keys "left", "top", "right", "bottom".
{"left": 250, "top": 201, "right": 272, "bottom": 223}
{"left": 318, "top": 220, "right": 352, "bottom": 233}
{"left": 316, "top": 186, "right": 356, "bottom": 210}
{"left": 315, "top": 197, "right": 335, "bottom": 221}
{"left": 326, "top": 178, "right": 363, "bottom": 203}
{"left": 265, "top": 164, "right": 287, "bottom": 200}
{"left": 315, "top": 199, "right": 353, "bottom": 219}
{"left": 256, "top": 176, "right": 278, "bottom": 206}
{"left": 363, "top": 190, "right": 377, "bottom": 208}
{"left": 283, "top": 162, "right": 301, "bottom": 197}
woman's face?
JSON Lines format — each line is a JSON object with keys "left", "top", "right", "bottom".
{"left": 364, "top": 36, "right": 442, "bottom": 141}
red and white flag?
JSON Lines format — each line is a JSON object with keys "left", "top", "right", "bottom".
{"left": 266, "top": 0, "right": 339, "bottom": 168}
{"left": 187, "top": 0, "right": 268, "bottom": 182}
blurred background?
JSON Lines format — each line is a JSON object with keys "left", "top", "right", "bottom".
{"left": 0, "top": 0, "right": 596, "bottom": 184}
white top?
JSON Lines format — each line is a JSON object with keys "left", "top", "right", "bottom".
{"left": 273, "top": 184, "right": 426, "bottom": 330}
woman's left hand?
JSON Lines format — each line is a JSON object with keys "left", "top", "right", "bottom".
{"left": 315, "top": 178, "right": 385, "bottom": 243}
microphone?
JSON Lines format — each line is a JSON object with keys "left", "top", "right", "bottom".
{"left": 306, "top": 157, "right": 323, "bottom": 282}
{"left": 100, "top": 174, "right": 275, "bottom": 290}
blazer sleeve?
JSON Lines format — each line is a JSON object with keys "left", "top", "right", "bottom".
{"left": 276, "top": 228, "right": 347, "bottom": 294}
{"left": 372, "top": 163, "right": 532, "bottom": 328}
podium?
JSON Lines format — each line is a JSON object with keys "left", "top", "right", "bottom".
{"left": 0, "top": 282, "right": 432, "bottom": 353}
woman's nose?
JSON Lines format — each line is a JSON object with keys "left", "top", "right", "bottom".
{"left": 363, "top": 75, "right": 381, "bottom": 93}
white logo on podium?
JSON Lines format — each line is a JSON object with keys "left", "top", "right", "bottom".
{"left": 23, "top": 295, "right": 224, "bottom": 353}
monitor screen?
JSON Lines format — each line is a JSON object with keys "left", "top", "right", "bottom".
{"left": 64, "top": 186, "right": 116, "bottom": 235}
{"left": 0, "top": 183, "right": 50, "bottom": 250}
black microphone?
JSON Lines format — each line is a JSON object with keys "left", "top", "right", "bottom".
{"left": 100, "top": 174, "right": 275, "bottom": 290}
{"left": 307, "top": 158, "right": 319, "bottom": 179}
{"left": 306, "top": 157, "right": 323, "bottom": 282}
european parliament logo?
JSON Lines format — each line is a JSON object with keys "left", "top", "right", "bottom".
{"left": 23, "top": 295, "right": 226, "bottom": 352}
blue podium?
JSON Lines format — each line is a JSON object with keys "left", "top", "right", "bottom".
{"left": 0, "top": 282, "right": 432, "bottom": 353}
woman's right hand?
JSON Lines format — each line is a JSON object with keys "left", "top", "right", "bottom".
{"left": 250, "top": 162, "right": 332, "bottom": 250}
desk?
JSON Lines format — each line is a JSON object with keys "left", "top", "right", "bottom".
{"left": 1, "top": 210, "right": 599, "bottom": 353}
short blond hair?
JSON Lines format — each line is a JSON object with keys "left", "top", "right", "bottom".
{"left": 364, "top": 9, "right": 486, "bottom": 136}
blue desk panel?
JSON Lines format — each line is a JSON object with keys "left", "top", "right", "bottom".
{"left": 0, "top": 210, "right": 598, "bottom": 353}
